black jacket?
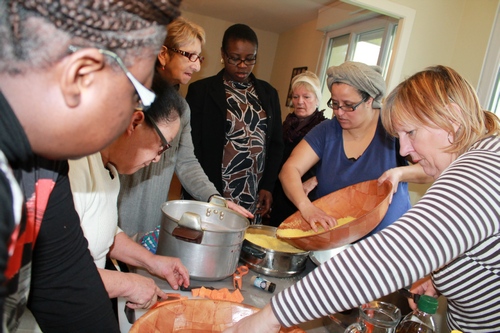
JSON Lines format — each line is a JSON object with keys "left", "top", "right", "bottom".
{"left": 185, "top": 69, "right": 284, "bottom": 197}
{"left": 0, "top": 92, "right": 119, "bottom": 332}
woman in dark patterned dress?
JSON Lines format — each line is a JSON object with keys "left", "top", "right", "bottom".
{"left": 185, "top": 24, "right": 284, "bottom": 224}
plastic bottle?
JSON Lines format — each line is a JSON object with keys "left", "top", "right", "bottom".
{"left": 251, "top": 276, "right": 276, "bottom": 293}
{"left": 395, "top": 295, "right": 438, "bottom": 333}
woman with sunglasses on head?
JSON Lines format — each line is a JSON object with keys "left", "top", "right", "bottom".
{"left": 118, "top": 18, "right": 252, "bottom": 248}
{"left": 184, "top": 23, "right": 284, "bottom": 223}
{"left": 279, "top": 61, "right": 431, "bottom": 236}
{"left": 19, "top": 74, "right": 190, "bottom": 331}
{"left": 0, "top": 0, "right": 181, "bottom": 331}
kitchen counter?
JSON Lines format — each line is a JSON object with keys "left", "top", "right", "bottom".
{"left": 118, "top": 257, "right": 354, "bottom": 333}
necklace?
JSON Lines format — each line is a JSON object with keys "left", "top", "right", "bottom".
{"left": 223, "top": 76, "right": 252, "bottom": 89}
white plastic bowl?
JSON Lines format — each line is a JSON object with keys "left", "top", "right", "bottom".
{"left": 309, "top": 244, "right": 351, "bottom": 265}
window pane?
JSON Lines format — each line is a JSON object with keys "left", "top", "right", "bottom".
{"left": 318, "top": 17, "right": 397, "bottom": 117}
{"left": 489, "top": 68, "right": 500, "bottom": 114}
{"left": 327, "top": 34, "right": 350, "bottom": 69}
{"left": 352, "top": 28, "right": 384, "bottom": 66}
{"left": 321, "top": 34, "right": 350, "bottom": 118}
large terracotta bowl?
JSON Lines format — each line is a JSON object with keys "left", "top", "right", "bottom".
{"left": 129, "top": 299, "right": 305, "bottom": 333}
{"left": 277, "top": 179, "right": 392, "bottom": 251}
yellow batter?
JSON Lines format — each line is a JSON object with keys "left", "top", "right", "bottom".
{"left": 276, "top": 216, "right": 356, "bottom": 238}
{"left": 244, "top": 233, "right": 305, "bottom": 253}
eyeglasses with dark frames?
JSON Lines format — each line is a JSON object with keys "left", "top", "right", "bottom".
{"left": 144, "top": 112, "right": 171, "bottom": 156}
{"left": 68, "top": 45, "right": 156, "bottom": 111}
{"left": 224, "top": 51, "right": 257, "bottom": 66}
{"left": 327, "top": 96, "right": 367, "bottom": 112}
{"left": 167, "top": 47, "right": 204, "bottom": 64}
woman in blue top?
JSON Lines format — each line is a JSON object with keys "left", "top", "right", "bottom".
{"left": 279, "top": 61, "right": 432, "bottom": 235}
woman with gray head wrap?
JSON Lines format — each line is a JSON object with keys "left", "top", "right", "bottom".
{"left": 326, "top": 61, "right": 386, "bottom": 109}
{"left": 228, "top": 60, "right": 433, "bottom": 333}
{"left": 278, "top": 60, "right": 431, "bottom": 236}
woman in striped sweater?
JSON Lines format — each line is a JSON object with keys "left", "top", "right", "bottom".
{"left": 225, "top": 65, "right": 500, "bottom": 333}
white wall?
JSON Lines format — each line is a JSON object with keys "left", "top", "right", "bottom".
{"left": 180, "top": 0, "right": 498, "bottom": 203}
{"left": 177, "top": 11, "right": 279, "bottom": 97}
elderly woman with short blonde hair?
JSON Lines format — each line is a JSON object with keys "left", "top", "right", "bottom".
{"left": 268, "top": 71, "right": 326, "bottom": 226}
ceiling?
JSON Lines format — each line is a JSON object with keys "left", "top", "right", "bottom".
{"left": 180, "top": 0, "right": 336, "bottom": 33}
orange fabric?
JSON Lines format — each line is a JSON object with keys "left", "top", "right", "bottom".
{"left": 191, "top": 286, "right": 244, "bottom": 303}
{"left": 5, "top": 178, "right": 55, "bottom": 279}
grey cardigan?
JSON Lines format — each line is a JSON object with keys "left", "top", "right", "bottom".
{"left": 117, "top": 99, "right": 218, "bottom": 237}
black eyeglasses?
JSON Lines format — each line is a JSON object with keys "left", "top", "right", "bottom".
{"left": 327, "top": 97, "right": 367, "bottom": 112}
{"left": 69, "top": 46, "right": 156, "bottom": 111}
{"left": 167, "top": 47, "right": 204, "bottom": 64}
{"left": 224, "top": 51, "right": 257, "bottom": 66}
{"left": 144, "top": 112, "right": 171, "bottom": 156}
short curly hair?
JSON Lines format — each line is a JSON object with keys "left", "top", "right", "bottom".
{"left": 221, "top": 23, "right": 258, "bottom": 52}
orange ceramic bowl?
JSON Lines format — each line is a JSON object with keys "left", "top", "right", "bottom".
{"left": 129, "top": 299, "right": 305, "bottom": 333}
{"left": 276, "top": 179, "right": 392, "bottom": 251}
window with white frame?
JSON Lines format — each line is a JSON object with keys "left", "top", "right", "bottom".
{"left": 318, "top": 16, "right": 398, "bottom": 118}
{"left": 477, "top": 5, "right": 500, "bottom": 115}
{"left": 488, "top": 70, "right": 500, "bottom": 114}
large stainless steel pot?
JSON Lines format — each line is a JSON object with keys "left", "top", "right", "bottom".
{"left": 240, "top": 225, "right": 309, "bottom": 278}
{"left": 156, "top": 197, "right": 249, "bottom": 281}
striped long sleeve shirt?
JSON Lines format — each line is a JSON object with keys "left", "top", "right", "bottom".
{"left": 271, "top": 135, "right": 500, "bottom": 332}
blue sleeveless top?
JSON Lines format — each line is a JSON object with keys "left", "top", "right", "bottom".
{"left": 304, "top": 117, "right": 411, "bottom": 236}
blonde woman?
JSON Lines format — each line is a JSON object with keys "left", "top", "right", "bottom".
{"left": 226, "top": 65, "right": 500, "bottom": 333}
{"left": 118, "top": 18, "right": 251, "bottom": 250}
{"left": 268, "top": 71, "right": 326, "bottom": 226}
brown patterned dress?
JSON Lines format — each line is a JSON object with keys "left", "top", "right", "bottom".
{"left": 221, "top": 79, "right": 267, "bottom": 217}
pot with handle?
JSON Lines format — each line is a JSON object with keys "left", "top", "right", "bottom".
{"left": 156, "top": 196, "right": 249, "bottom": 281}
{"left": 240, "top": 225, "right": 309, "bottom": 278}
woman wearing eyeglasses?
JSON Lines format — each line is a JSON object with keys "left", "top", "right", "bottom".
{"left": 67, "top": 76, "right": 189, "bottom": 311}
{"left": 2, "top": 0, "right": 182, "bottom": 331}
{"left": 184, "top": 23, "right": 284, "bottom": 222}
{"left": 279, "top": 61, "right": 431, "bottom": 236}
{"left": 118, "top": 18, "right": 252, "bottom": 249}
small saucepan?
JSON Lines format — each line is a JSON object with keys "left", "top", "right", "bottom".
{"left": 240, "top": 225, "right": 309, "bottom": 278}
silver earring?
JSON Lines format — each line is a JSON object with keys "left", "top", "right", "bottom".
{"left": 447, "top": 132, "right": 453, "bottom": 144}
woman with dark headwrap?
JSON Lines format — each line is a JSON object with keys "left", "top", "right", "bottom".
{"left": 0, "top": 0, "right": 181, "bottom": 331}
{"left": 279, "top": 61, "right": 431, "bottom": 235}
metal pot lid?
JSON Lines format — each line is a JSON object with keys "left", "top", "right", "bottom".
{"left": 161, "top": 199, "right": 249, "bottom": 232}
